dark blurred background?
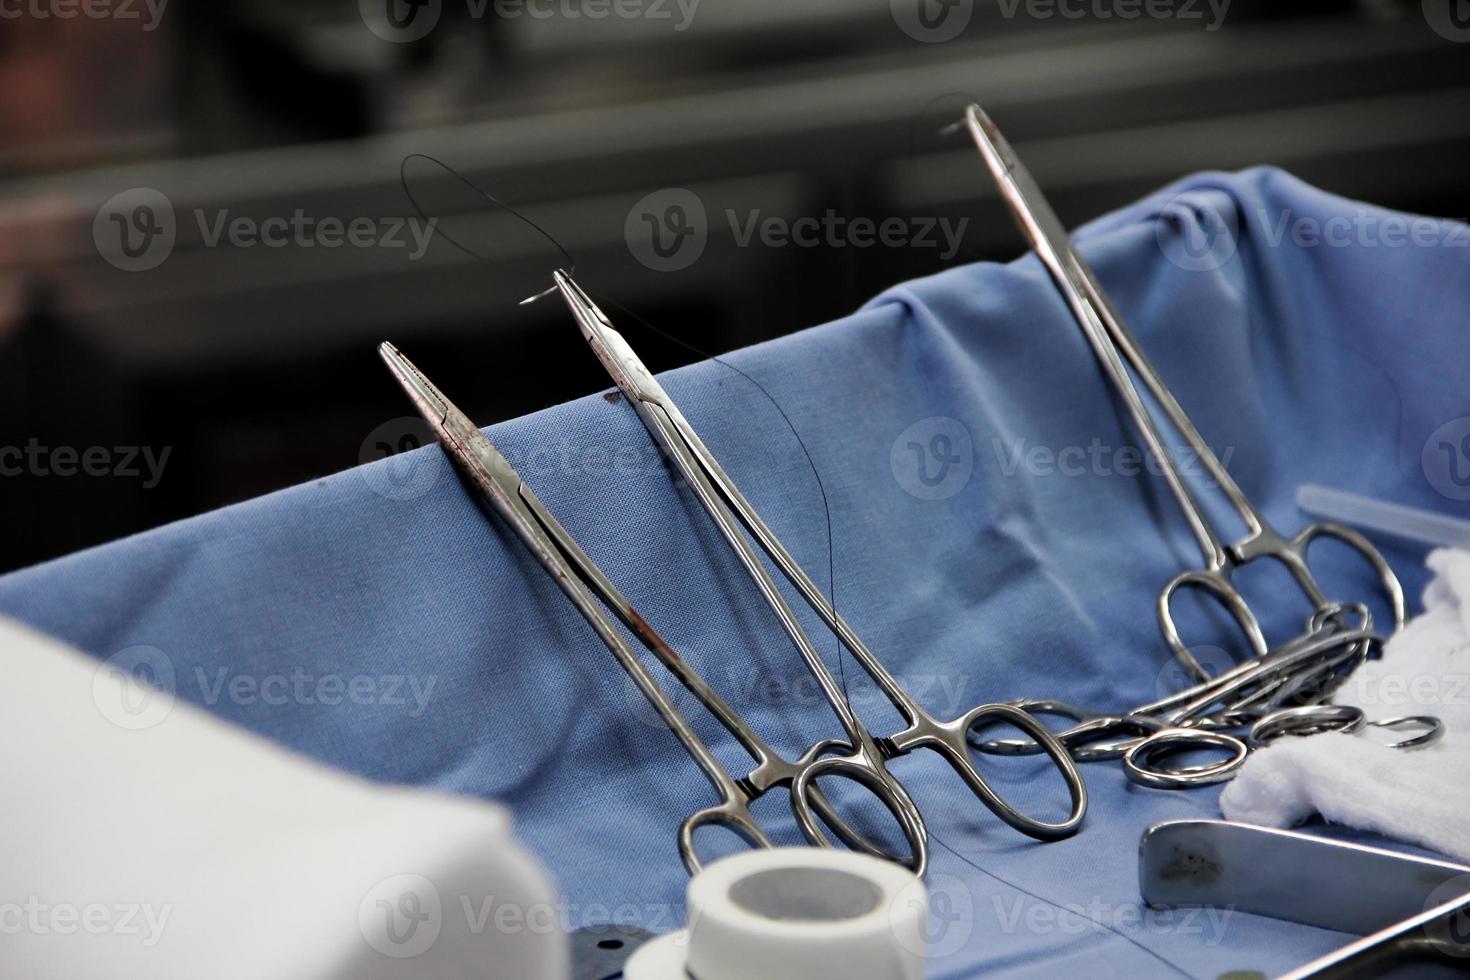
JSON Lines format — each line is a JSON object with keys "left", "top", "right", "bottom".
{"left": 2, "top": 0, "right": 1468, "bottom": 572}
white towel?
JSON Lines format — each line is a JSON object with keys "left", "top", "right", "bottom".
{"left": 1220, "top": 548, "right": 1470, "bottom": 862}
{"left": 0, "top": 616, "right": 569, "bottom": 980}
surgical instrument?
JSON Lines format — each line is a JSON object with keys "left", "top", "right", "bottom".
{"left": 973, "top": 619, "right": 1385, "bottom": 787}
{"left": 1246, "top": 705, "right": 1444, "bottom": 751}
{"left": 977, "top": 615, "right": 1438, "bottom": 786}
{"left": 954, "top": 105, "right": 1434, "bottom": 787}
{"left": 1140, "top": 819, "right": 1470, "bottom": 977}
{"left": 957, "top": 104, "right": 1406, "bottom": 683}
{"left": 379, "top": 342, "right": 926, "bottom": 875}
{"left": 549, "top": 269, "right": 1088, "bottom": 849}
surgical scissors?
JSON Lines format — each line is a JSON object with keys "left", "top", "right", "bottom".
{"left": 550, "top": 269, "right": 1088, "bottom": 846}
{"left": 957, "top": 104, "right": 1406, "bottom": 683}
{"left": 379, "top": 342, "right": 926, "bottom": 874}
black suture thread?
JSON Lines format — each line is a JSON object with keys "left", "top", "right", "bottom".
{"left": 395, "top": 155, "right": 1197, "bottom": 979}
{"left": 399, "top": 152, "right": 577, "bottom": 273}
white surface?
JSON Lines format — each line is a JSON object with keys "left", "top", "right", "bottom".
{"left": 624, "top": 848, "right": 926, "bottom": 980}
{"left": 1221, "top": 548, "right": 1470, "bottom": 862}
{"left": 623, "top": 929, "right": 692, "bottom": 979}
{"left": 0, "top": 616, "right": 569, "bottom": 980}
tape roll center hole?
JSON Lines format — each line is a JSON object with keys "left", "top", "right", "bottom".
{"left": 727, "top": 867, "right": 883, "bottom": 922}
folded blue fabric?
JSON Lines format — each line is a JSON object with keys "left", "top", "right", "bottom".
{"left": 4, "top": 168, "right": 1466, "bottom": 978}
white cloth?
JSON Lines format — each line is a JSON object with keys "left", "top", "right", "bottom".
{"left": 1220, "top": 549, "right": 1470, "bottom": 862}
{"left": 0, "top": 616, "right": 569, "bottom": 980}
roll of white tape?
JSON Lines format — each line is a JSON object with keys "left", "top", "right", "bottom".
{"left": 624, "top": 848, "right": 926, "bottom": 980}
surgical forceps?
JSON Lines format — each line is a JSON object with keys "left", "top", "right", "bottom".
{"left": 957, "top": 105, "right": 1406, "bottom": 682}
{"left": 978, "top": 603, "right": 1438, "bottom": 787}
{"left": 379, "top": 342, "right": 926, "bottom": 875}
{"left": 974, "top": 619, "right": 1380, "bottom": 787}
{"left": 549, "top": 270, "right": 1088, "bottom": 847}
{"left": 1246, "top": 705, "right": 1444, "bottom": 751}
